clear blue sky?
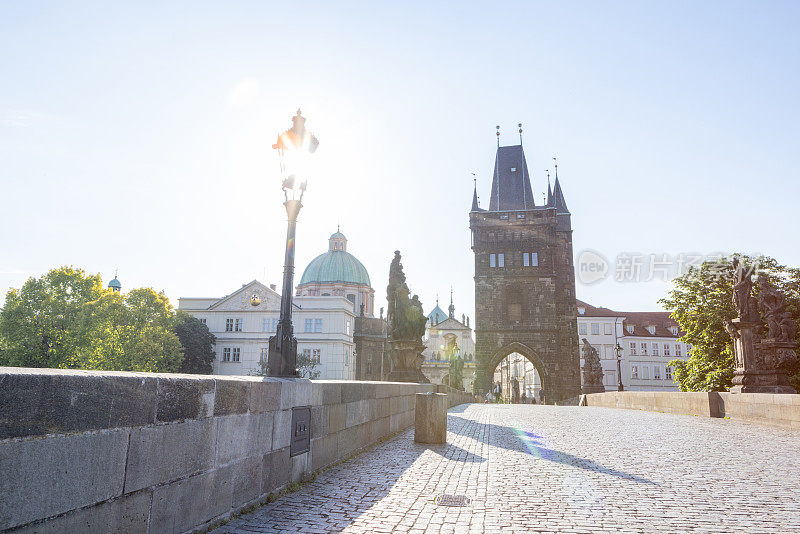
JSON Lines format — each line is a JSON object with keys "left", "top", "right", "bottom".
{"left": 2, "top": 1, "right": 799, "bottom": 321}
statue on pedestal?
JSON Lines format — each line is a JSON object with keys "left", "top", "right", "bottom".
{"left": 581, "top": 339, "right": 606, "bottom": 394}
{"left": 727, "top": 261, "right": 797, "bottom": 394}
{"left": 385, "top": 251, "right": 429, "bottom": 383}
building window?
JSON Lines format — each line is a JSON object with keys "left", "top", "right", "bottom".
{"left": 345, "top": 320, "right": 351, "bottom": 335}
{"left": 523, "top": 253, "right": 530, "bottom": 266}
{"left": 312, "top": 349, "right": 321, "bottom": 364}
{"left": 641, "top": 366, "right": 650, "bottom": 380}
{"left": 647, "top": 326, "right": 656, "bottom": 335}
{"left": 498, "top": 253, "right": 505, "bottom": 267}
{"left": 302, "top": 348, "right": 312, "bottom": 362}
{"left": 232, "top": 348, "right": 240, "bottom": 362}
{"left": 489, "top": 254, "right": 496, "bottom": 268}
{"left": 630, "top": 342, "right": 637, "bottom": 355}
{"left": 666, "top": 366, "right": 673, "bottom": 381}
{"left": 591, "top": 323, "right": 599, "bottom": 335}
{"left": 346, "top": 294, "right": 356, "bottom": 305}
{"left": 631, "top": 365, "right": 639, "bottom": 379}
{"left": 235, "top": 318, "right": 243, "bottom": 332}
{"left": 626, "top": 325, "right": 634, "bottom": 334}
{"left": 604, "top": 323, "right": 612, "bottom": 335}
{"left": 653, "top": 366, "right": 662, "bottom": 380}
{"left": 225, "top": 319, "right": 234, "bottom": 332}
{"left": 314, "top": 319, "right": 323, "bottom": 333}
{"left": 199, "top": 318, "right": 206, "bottom": 325}
{"left": 260, "top": 347, "right": 268, "bottom": 363}
{"left": 669, "top": 326, "right": 678, "bottom": 336}
{"left": 652, "top": 343, "right": 659, "bottom": 356}
{"left": 641, "top": 342, "right": 648, "bottom": 355}
{"left": 222, "top": 348, "right": 231, "bottom": 362}
{"left": 579, "top": 323, "right": 587, "bottom": 335}
{"left": 664, "top": 344, "right": 671, "bottom": 357}
{"left": 304, "top": 319, "right": 313, "bottom": 332}
{"left": 530, "top": 252, "right": 538, "bottom": 266}
{"left": 675, "top": 344, "right": 682, "bottom": 357}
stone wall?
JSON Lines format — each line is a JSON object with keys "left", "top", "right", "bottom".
{"left": 582, "top": 391, "right": 800, "bottom": 429}
{"left": 0, "top": 368, "right": 472, "bottom": 533}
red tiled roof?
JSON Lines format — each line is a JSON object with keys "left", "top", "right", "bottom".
{"left": 577, "top": 300, "right": 683, "bottom": 338}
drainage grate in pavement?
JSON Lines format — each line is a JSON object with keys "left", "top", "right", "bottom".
{"left": 434, "top": 494, "right": 471, "bottom": 507}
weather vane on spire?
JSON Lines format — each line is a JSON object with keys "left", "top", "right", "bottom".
{"left": 496, "top": 125, "right": 500, "bottom": 147}
{"left": 518, "top": 123, "right": 523, "bottom": 144}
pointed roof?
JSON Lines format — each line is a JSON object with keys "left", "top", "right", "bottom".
{"left": 488, "top": 145, "right": 534, "bottom": 211}
{"left": 427, "top": 305, "right": 448, "bottom": 324}
{"left": 546, "top": 180, "right": 553, "bottom": 206}
{"left": 551, "top": 177, "right": 569, "bottom": 214}
{"left": 471, "top": 181, "right": 480, "bottom": 211}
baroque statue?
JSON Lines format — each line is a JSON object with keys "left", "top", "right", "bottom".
{"left": 580, "top": 338, "right": 605, "bottom": 394}
{"left": 385, "top": 251, "right": 429, "bottom": 383}
{"left": 727, "top": 261, "right": 797, "bottom": 394}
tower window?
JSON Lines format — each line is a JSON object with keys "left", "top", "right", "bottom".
{"left": 232, "top": 348, "right": 240, "bottom": 362}
{"left": 510, "top": 167, "right": 517, "bottom": 172}
{"left": 489, "top": 254, "right": 496, "bottom": 268}
{"left": 498, "top": 254, "right": 504, "bottom": 267}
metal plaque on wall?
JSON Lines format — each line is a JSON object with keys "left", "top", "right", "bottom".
{"left": 290, "top": 406, "right": 311, "bottom": 456}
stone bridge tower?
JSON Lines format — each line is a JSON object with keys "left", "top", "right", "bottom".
{"left": 470, "top": 137, "right": 580, "bottom": 403}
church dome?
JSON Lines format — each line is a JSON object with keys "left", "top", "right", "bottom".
{"left": 298, "top": 231, "right": 371, "bottom": 287}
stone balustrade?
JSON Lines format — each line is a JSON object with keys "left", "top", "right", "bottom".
{"left": 581, "top": 390, "right": 800, "bottom": 429}
{"left": 0, "top": 368, "right": 474, "bottom": 533}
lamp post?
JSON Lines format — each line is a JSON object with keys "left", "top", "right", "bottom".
{"left": 267, "top": 109, "right": 319, "bottom": 377}
{"left": 615, "top": 343, "right": 624, "bottom": 391}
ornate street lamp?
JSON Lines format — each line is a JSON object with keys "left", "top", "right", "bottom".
{"left": 266, "top": 109, "right": 319, "bottom": 377}
{"left": 615, "top": 343, "right": 624, "bottom": 391}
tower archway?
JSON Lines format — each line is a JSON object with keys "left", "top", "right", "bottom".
{"left": 482, "top": 342, "right": 551, "bottom": 403}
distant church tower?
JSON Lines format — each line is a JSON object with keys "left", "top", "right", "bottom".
{"left": 108, "top": 270, "right": 122, "bottom": 293}
{"left": 469, "top": 126, "right": 580, "bottom": 402}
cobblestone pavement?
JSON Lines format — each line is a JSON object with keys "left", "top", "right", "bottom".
{"left": 213, "top": 404, "right": 800, "bottom": 533}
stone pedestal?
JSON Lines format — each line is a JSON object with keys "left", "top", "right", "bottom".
{"left": 387, "top": 340, "right": 429, "bottom": 383}
{"left": 414, "top": 392, "right": 447, "bottom": 444}
{"left": 730, "top": 319, "right": 797, "bottom": 394}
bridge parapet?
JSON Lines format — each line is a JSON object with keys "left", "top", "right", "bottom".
{"left": 581, "top": 390, "right": 800, "bottom": 430}
{"left": 0, "top": 368, "right": 473, "bottom": 533}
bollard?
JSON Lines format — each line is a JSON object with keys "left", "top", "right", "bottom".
{"left": 414, "top": 392, "right": 447, "bottom": 444}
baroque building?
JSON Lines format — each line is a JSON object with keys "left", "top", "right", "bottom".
{"left": 295, "top": 230, "right": 375, "bottom": 317}
{"left": 178, "top": 280, "right": 357, "bottom": 379}
{"left": 470, "top": 136, "right": 580, "bottom": 402}
{"left": 179, "top": 229, "right": 379, "bottom": 380}
{"left": 575, "top": 300, "right": 691, "bottom": 391}
{"left": 421, "top": 293, "right": 476, "bottom": 390}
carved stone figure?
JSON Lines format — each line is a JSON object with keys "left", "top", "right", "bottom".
{"left": 386, "top": 251, "right": 428, "bottom": 383}
{"left": 580, "top": 338, "right": 605, "bottom": 394}
{"left": 732, "top": 258, "right": 758, "bottom": 322}
{"left": 758, "top": 276, "right": 796, "bottom": 342}
{"left": 728, "top": 262, "right": 797, "bottom": 394}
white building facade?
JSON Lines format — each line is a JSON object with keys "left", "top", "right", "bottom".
{"left": 576, "top": 300, "right": 690, "bottom": 392}
{"left": 179, "top": 281, "right": 357, "bottom": 380}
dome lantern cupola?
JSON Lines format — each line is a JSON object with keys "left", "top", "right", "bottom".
{"left": 329, "top": 227, "right": 347, "bottom": 252}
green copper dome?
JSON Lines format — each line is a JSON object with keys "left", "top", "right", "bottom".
{"left": 298, "top": 231, "right": 371, "bottom": 287}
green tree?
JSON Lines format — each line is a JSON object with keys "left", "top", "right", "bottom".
{"left": 660, "top": 254, "right": 800, "bottom": 391}
{"left": 174, "top": 311, "right": 216, "bottom": 374}
{"left": 74, "top": 288, "right": 183, "bottom": 372}
{"left": 0, "top": 266, "right": 104, "bottom": 368}
{"left": 0, "top": 266, "right": 184, "bottom": 373}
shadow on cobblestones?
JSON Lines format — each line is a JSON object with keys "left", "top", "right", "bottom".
{"left": 448, "top": 412, "right": 657, "bottom": 485}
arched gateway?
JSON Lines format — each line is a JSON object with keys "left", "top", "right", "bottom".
{"left": 470, "top": 140, "right": 580, "bottom": 403}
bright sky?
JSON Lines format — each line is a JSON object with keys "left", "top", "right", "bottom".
{"left": 2, "top": 1, "right": 799, "bottom": 322}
